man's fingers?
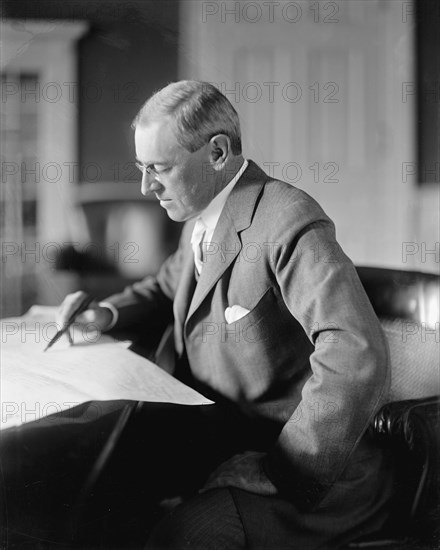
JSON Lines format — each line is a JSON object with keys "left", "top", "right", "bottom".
{"left": 75, "top": 309, "right": 96, "bottom": 324}
{"left": 57, "top": 291, "right": 90, "bottom": 327}
{"left": 67, "top": 329, "right": 74, "bottom": 346}
{"left": 57, "top": 295, "right": 113, "bottom": 333}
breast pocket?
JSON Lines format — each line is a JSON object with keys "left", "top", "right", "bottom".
{"left": 224, "top": 286, "right": 279, "bottom": 344}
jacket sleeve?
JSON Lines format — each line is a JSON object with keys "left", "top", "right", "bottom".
{"left": 262, "top": 203, "right": 390, "bottom": 511}
{"left": 104, "top": 223, "right": 190, "bottom": 332}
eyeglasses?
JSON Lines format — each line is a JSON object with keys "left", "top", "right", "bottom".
{"left": 135, "top": 161, "right": 163, "bottom": 179}
{"left": 135, "top": 141, "right": 209, "bottom": 180}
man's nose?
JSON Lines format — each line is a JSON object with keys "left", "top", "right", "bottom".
{"left": 141, "top": 171, "right": 161, "bottom": 196}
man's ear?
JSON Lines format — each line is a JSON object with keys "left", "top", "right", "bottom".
{"left": 208, "top": 134, "right": 230, "bottom": 170}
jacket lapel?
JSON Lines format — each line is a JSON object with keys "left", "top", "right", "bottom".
{"left": 186, "top": 208, "right": 240, "bottom": 322}
{"left": 173, "top": 227, "right": 197, "bottom": 355}
{"left": 185, "top": 160, "right": 267, "bottom": 325}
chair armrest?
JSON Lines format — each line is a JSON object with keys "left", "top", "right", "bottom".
{"left": 373, "top": 396, "right": 440, "bottom": 450}
{"left": 347, "top": 396, "right": 440, "bottom": 549}
{"left": 376, "top": 397, "right": 439, "bottom": 543}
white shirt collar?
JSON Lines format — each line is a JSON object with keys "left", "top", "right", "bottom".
{"left": 199, "top": 159, "right": 248, "bottom": 232}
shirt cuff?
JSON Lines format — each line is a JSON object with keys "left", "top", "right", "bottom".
{"left": 98, "top": 301, "right": 119, "bottom": 331}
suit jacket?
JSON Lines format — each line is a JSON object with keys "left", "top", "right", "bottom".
{"left": 106, "top": 160, "right": 391, "bottom": 515}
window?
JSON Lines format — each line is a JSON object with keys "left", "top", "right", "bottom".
{"left": 1, "top": 72, "right": 39, "bottom": 316}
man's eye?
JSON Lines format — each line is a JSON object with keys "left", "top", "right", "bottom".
{"left": 156, "top": 166, "right": 171, "bottom": 174}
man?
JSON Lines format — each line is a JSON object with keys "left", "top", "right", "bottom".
{"left": 59, "top": 81, "right": 393, "bottom": 549}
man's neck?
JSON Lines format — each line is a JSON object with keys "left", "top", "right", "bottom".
{"left": 213, "top": 155, "right": 245, "bottom": 196}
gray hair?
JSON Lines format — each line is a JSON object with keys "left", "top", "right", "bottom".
{"left": 132, "top": 81, "right": 242, "bottom": 155}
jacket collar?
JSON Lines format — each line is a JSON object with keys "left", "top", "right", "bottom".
{"left": 173, "top": 160, "right": 268, "bottom": 354}
{"left": 185, "top": 160, "right": 268, "bottom": 323}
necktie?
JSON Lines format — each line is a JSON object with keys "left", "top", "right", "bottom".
{"left": 191, "top": 217, "right": 207, "bottom": 276}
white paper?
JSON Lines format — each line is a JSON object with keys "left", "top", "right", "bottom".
{"left": 1, "top": 306, "right": 212, "bottom": 430}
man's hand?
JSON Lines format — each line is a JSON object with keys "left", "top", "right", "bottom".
{"left": 200, "top": 451, "right": 278, "bottom": 497}
{"left": 57, "top": 291, "right": 113, "bottom": 334}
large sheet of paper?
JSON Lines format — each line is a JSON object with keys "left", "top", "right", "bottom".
{"left": 1, "top": 306, "right": 212, "bottom": 430}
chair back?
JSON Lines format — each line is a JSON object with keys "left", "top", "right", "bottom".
{"left": 356, "top": 267, "right": 439, "bottom": 401}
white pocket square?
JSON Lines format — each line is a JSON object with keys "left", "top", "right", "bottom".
{"left": 224, "top": 305, "right": 250, "bottom": 324}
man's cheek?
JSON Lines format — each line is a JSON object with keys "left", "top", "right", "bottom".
{"left": 188, "top": 182, "right": 200, "bottom": 196}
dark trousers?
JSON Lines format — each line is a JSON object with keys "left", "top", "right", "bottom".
{"left": 146, "top": 487, "right": 246, "bottom": 550}
{"left": 1, "top": 399, "right": 394, "bottom": 550}
{"left": 97, "top": 401, "right": 278, "bottom": 548}
{"left": 0, "top": 400, "right": 278, "bottom": 548}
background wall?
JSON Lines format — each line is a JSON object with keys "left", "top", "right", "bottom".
{"left": 1, "top": 0, "right": 438, "bottom": 317}
{"left": 1, "top": 1, "right": 181, "bottom": 314}
{"left": 3, "top": 0, "right": 179, "bottom": 180}
{"left": 179, "top": 0, "right": 439, "bottom": 274}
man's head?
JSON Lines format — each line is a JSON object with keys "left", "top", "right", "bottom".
{"left": 132, "top": 81, "right": 244, "bottom": 221}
